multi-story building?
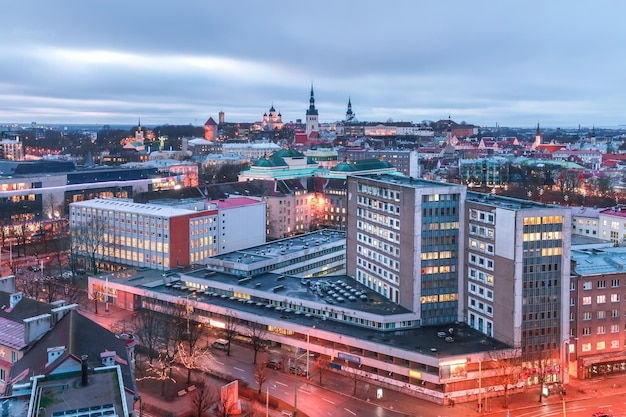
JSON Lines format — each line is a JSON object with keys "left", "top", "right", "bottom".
{"left": 339, "top": 148, "right": 419, "bottom": 177}
{"left": 598, "top": 206, "right": 626, "bottom": 244}
{"left": 0, "top": 139, "right": 24, "bottom": 160}
{"left": 465, "top": 192, "right": 571, "bottom": 384}
{"left": 571, "top": 206, "right": 602, "bottom": 238}
{"left": 346, "top": 174, "right": 466, "bottom": 324}
{"left": 458, "top": 157, "right": 509, "bottom": 187}
{"left": 569, "top": 246, "right": 626, "bottom": 379}
{"left": 69, "top": 196, "right": 265, "bottom": 271}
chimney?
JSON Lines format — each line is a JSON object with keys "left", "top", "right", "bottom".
{"left": 46, "top": 346, "right": 66, "bottom": 366}
{"left": 100, "top": 350, "right": 116, "bottom": 367}
{"left": 9, "top": 292, "right": 23, "bottom": 309}
{"left": 81, "top": 355, "right": 89, "bottom": 387}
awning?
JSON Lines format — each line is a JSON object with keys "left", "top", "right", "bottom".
{"left": 581, "top": 352, "right": 626, "bottom": 366}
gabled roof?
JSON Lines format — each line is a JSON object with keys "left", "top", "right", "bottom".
{"left": 8, "top": 311, "right": 136, "bottom": 394}
{"left": 0, "top": 292, "right": 56, "bottom": 322}
{"left": 204, "top": 117, "right": 217, "bottom": 126}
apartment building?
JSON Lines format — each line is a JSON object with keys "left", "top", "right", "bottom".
{"left": 570, "top": 246, "right": 626, "bottom": 379}
{"left": 571, "top": 206, "right": 602, "bottom": 238}
{"left": 69, "top": 196, "right": 265, "bottom": 271}
{"left": 598, "top": 206, "right": 626, "bottom": 244}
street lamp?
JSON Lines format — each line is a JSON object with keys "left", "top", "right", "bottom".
{"left": 306, "top": 326, "right": 315, "bottom": 379}
{"left": 265, "top": 383, "right": 276, "bottom": 417}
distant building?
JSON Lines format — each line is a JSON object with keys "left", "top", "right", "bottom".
{"left": 69, "top": 196, "right": 265, "bottom": 270}
{"left": 204, "top": 117, "right": 218, "bottom": 141}
{"left": 570, "top": 206, "right": 602, "bottom": 238}
{"left": 0, "top": 139, "right": 24, "bottom": 160}
{"left": 598, "top": 207, "right": 626, "bottom": 244}
{"left": 339, "top": 148, "right": 419, "bottom": 177}
{"left": 305, "top": 85, "right": 319, "bottom": 138}
{"left": 262, "top": 105, "right": 284, "bottom": 131}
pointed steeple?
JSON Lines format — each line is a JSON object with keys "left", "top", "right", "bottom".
{"left": 306, "top": 84, "right": 318, "bottom": 116}
{"left": 346, "top": 97, "right": 354, "bottom": 122}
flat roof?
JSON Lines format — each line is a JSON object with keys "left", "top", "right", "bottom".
{"left": 97, "top": 266, "right": 509, "bottom": 358}
{"left": 210, "top": 229, "right": 345, "bottom": 266}
{"left": 467, "top": 191, "right": 561, "bottom": 211}
{"left": 70, "top": 198, "right": 206, "bottom": 218}
{"left": 354, "top": 173, "right": 463, "bottom": 189}
{"left": 572, "top": 246, "right": 626, "bottom": 276}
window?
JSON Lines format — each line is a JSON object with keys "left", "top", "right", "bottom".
{"left": 611, "top": 279, "right": 620, "bottom": 288}
{"left": 597, "top": 341, "right": 606, "bottom": 350}
{"left": 0, "top": 369, "right": 4, "bottom": 381}
{"left": 583, "top": 281, "right": 592, "bottom": 290}
{"left": 597, "top": 295, "right": 606, "bottom": 304}
{"left": 583, "top": 312, "right": 592, "bottom": 320}
{"left": 598, "top": 280, "right": 606, "bottom": 289}
{"left": 611, "top": 324, "right": 620, "bottom": 333}
{"left": 611, "top": 294, "right": 620, "bottom": 302}
{"left": 582, "top": 296, "right": 591, "bottom": 305}
{"left": 611, "top": 340, "right": 620, "bottom": 348}
{"left": 597, "top": 311, "right": 606, "bottom": 319}
{"left": 582, "top": 327, "right": 591, "bottom": 336}
{"left": 597, "top": 325, "right": 606, "bottom": 334}
{"left": 581, "top": 343, "right": 591, "bottom": 352}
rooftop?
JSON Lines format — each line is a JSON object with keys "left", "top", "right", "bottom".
{"left": 572, "top": 246, "right": 626, "bottom": 276}
{"left": 97, "top": 264, "right": 508, "bottom": 359}
{"left": 467, "top": 191, "right": 560, "bottom": 211}
{"left": 354, "top": 173, "right": 463, "bottom": 189}
{"left": 70, "top": 198, "right": 208, "bottom": 218}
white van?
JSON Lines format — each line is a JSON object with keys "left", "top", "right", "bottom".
{"left": 212, "top": 339, "right": 230, "bottom": 350}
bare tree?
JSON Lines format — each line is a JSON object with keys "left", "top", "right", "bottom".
{"left": 70, "top": 215, "right": 108, "bottom": 274}
{"left": 222, "top": 314, "right": 239, "bottom": 357}
{"left": 170, "top": 299, "right": 207, "bottom": 384}
{"left": 346, "top": 367, "right": 367, "bottom": 396}
{"left": 191, "top": 382, "right": 218, "bottom": 417}
{"left": 136, "top": 352, "right": 179, "bottom": 397}
{"left": 247, "top": 321, "right": 267, "bottom": 365}
{"left": 253, "top": 362, "right": 268, "bottom": 395}
{"left": 131, "top": 310, "right": 166, "bottom": 364}
{"left": 487, "top": 349, "right": 522, "bottom": 408}
{"left": 312, "top": 356, "right": 331, "bottom": 386}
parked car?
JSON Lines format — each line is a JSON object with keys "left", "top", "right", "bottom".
{"left": 289, "top": 366, "right": 307, "bottom": 377}
{"left": 28, "top": 264, "right": 40, "bottom": 271}
{"left": 266, "top": 359, "right": 282, "bottom": 370}
{"left": 16, "top": 268, "right": 24, "bottom": 275}
{"left": 592, "top": 412, "right": 613, "bottom": 417}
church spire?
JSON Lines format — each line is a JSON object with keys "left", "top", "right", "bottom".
{"left": 346, "top": 97, "right": 355, "bottom": 122}
{"left": 306, "top": 84, "right": 318, "bottom": 116}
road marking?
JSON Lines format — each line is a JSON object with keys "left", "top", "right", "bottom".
{"left": 275, "top": 381, "right": 287, "bottom": 387}
{"left": 321, "top": 398, "right": 335, "bottom": 405}
{"left": 343, "top": 408, "right": 356, "bottom": 416}
{"left": 233, "top": 367, "right": 245, "bottom": 372}
{"left": 214, "top": 360, "right": 223, "bottom": 365}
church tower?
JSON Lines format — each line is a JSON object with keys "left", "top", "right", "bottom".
{"left": 345, "top": 97, "right": 355, "bottom": 122}
{"left": 533, "top": 123, "right": 542, "bottom": 149}
{"left": 305, "top": 85, "right": 319, "bottom": 137}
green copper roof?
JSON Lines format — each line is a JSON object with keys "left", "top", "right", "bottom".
{"left": 274, "top": 149, "right": 305, "bottom": 158}
{"left": 331, "top": 158, "right": 395, "bottom": 172}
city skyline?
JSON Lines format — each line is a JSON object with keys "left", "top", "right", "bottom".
{"left": 3, "top": 1, "right": 626, "bottom": 128}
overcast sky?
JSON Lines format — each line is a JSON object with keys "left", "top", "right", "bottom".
{"left": 2, "top": 1, "right": 625, "bottom": 128}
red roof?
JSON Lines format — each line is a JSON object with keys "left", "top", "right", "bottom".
{"left": 600, "top": 207, "right": 626, "bottom": 219}
{"left": 204, "top": 117, "right": 217, "bottom": 126}
{"left": 208, "top": 197, "right": 261, "bottom": 209}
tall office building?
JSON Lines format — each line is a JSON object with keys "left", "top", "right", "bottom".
{"left": 347, "top": 174, "right": 571, "bottom": 383}
{"left": 346, "top": 174, "right": 466, "bottom": 325}
{"left": 465, "top": 192, "right": 571, "bottom": 383}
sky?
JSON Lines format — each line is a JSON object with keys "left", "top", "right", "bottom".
{"left": 2, "top": 1, "right": 626, "bottom": 128}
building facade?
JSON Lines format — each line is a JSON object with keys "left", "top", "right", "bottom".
{"left": 346, "top": 174, "right": 466, "bottom": 324}
{"left": 69, "top": 196, "right": 265, "bottom": 270}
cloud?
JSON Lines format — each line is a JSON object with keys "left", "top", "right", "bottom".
{"left": 1, "top": 1, "right": 626, "bottom": 127}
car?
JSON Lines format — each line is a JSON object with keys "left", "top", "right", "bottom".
{"left": 28, "top": 264, "right": 40, "bottom": 271}
{"left": 289, "top": 366, "right": 308, "bottom": 377}
{"left": 592, "top": 413, "right": 613, "bottom": 417}
{"left": 266, "top": 359, "right": 282, "bottom": 370}
{"left": 16, "top": 268, "right": 24, "bottom": 275}
{"left": 61, "top": 271, "right": 74, "bottom": 279}
{"left": 280, "top": 411, "right": 293, "bottom": 417}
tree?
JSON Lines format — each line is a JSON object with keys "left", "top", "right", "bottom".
{"left": 170, "top": 299, "right": 207, "bottom": 384}
{"left": 487, "top": 349, "right": 521, "bottom": 408}
{"left": 312, "top": 356, "right": 331, "bottom": 385}
{"left": 253, "top": 361, "right": 268, "bottom": 395}
{"left": 191, "top": 382, "right": 218, "bottom": 417}
{"left": 346, "top": 367, "right": 367, "bottom": 396}
{"left": 70, "top": 215, "right": 108, "bottom": 274}
{"left": 247, "top": 321, "right": 267, "bottom": 365}
{"left": 222, "top": 314, "right": 239, "bottom": 357}
{"left": 131, "top": 310, "right": 166, "bottom": 364}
